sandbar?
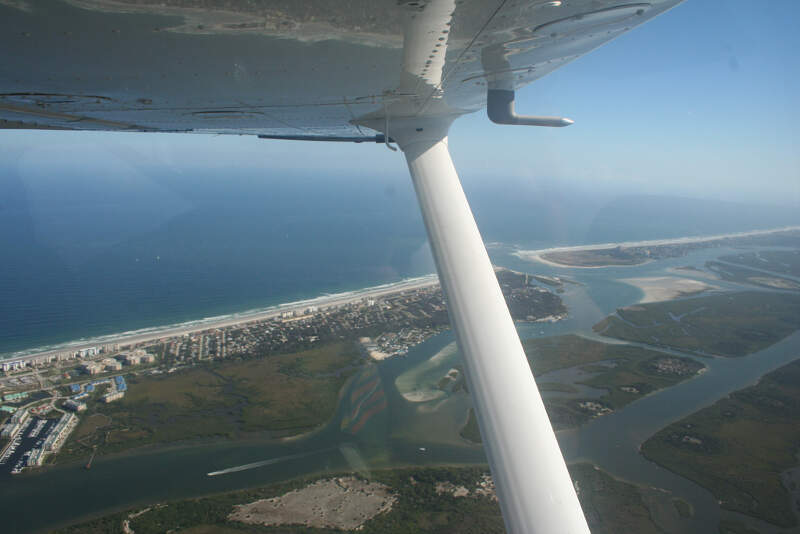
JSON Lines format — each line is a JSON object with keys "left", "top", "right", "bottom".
{"left": 401, "top": 390, "right": 445, "bottom": 403}
{"left": 622, "top": 276, "right": 717, "bottom": 303}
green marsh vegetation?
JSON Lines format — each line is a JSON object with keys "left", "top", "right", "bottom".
{"left": 642, "top": 358, "right": 800, "bottom": 528}
{"left": 593, "top": 292, "right": 800, "bottom": 357}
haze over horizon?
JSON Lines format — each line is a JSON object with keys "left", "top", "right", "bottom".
{"left": 1, "top": 1, "right": 798, "bottom": 207}
{"left": 2, "top": 160, "right": 798, "bottom": 356}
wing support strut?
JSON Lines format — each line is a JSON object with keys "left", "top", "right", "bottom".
{"left": 386, "top": 117, "right": 589, "bottom": 534}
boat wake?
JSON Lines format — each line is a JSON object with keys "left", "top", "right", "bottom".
{"left": 207, "top": 449, "right": 330, "bottom": 477}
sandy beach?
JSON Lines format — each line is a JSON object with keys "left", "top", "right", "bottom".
{"left": 4, "top": 274, "right": 440, "bottom": 363}
{"left": 621, "top": 276, "right": 717, "bottom": 303}
{"left": 526, "top": 253, "right": 649, "bottom": 270}
{"left": 9, "top": 225, "right": 797, "bottom": 362}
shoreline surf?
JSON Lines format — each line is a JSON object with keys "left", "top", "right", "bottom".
{"left": 1, "top": 274, "right": 440, "bottom": 362}
{"left": 514, "top": 225, "right": 800, "bottom": 267}
{"left": 6, "top": 225, "right": 798, "bottom": 362}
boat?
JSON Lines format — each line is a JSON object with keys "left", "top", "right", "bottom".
{"left": 85, "top": 446, "right": 97, "bottom": 470}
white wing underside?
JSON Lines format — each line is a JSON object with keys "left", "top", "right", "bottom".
{"left": 0, "top": 0, "right": 682, "bottom": 135}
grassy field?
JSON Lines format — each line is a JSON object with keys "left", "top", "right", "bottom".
{"left": 720, "top": 249, "right": 800, "bottom": 278}
{"left": 56, "top": 342, "right": 362, "bottom": 463}
{"left": 593, "top": 292, "right": 800, "bottom": 357}
{"left": 672, "top": 498, "right": 693, "bottom": 518}
{"left": 72, "top": 413, "right": 112, "bottom": 441}
{"left": 457, "top": 335, "right": 704, "bottom": 436}
{"left": 541, "top": 248, "right": 645, "bottom": 267}
{"left": 53, "top": 463, "right": 663, "bottom": 534}
{"left": 529, "top": 336, "right": 703, "bottom": 430}
{"left": 718, "top": 520, "right": 762, "bottom": 534}
{"left": 641, "top": 358, "right": 800, "bottom": 528}
{"left": 576, "top": 353, "right": 703, "bottom": 409}
{"left": 538, "top": 382, "right": 578, "bottom": 393}
{"left": 707, "top": 261, "right": 800, "bottom": 291}
{"left": 523, "top": 334, "right": 697, "bottom": 376}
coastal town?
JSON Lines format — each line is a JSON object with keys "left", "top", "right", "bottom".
{"left": 0, "top": 268, "right": 567, "bottom": 475}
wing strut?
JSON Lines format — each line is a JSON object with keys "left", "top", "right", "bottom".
{"left": 387, "top": 117, "right": 590, "bottom": 534}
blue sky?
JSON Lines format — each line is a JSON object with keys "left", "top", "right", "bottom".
{"left": 1, "top": 0, "right": 798, "bottom": 206}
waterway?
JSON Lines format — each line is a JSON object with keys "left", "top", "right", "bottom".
{"left": 1, "top": 245, "right": 798, "bottom": 533}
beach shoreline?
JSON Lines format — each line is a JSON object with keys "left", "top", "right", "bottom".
{"left": 514, "top": 226, "right": 800, "bottom": 267}
{"left": 7, "top": 225, "right": 798, "bottom": 363}
{"left": 1, "top": 274, "right": 440, "bottom": 363}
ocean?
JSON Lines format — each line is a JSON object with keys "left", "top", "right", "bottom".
{"left": 2, "top": 165, "right": 798, "bottom": 358}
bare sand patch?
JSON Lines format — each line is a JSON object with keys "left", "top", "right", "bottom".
{"left": 358, "top": 337, "right": 392, "bottom": 361}
{"left": 401, "top": 389, "right": 445, "bottom": 403}
{"left": 436, "top": 481, "right": 470, "bottom": 497}
{"left": 229, "top": 477, "right": 396, "bottom": 530}
{"left": 748, "top": 276, "right": 800, "bottom": 290}
{"left": 622, "top": 277, "right": 717, "bottom": 303}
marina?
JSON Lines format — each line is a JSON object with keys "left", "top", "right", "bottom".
{"left": 0, "top": 418, "right": 59, "bottom": 476}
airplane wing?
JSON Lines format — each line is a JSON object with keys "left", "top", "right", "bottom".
{"left": 0, "top": 1, "right": 684, "bottom": 533}
{"left": 0, "top": 0, "right": 680, "bottom": 137}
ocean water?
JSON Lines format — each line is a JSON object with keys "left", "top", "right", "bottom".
{"left": 0, "top": 167, "right": 435, "bottom": 356}
{"left": 1, "top": 163, "right": 798, "bottom": 357}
